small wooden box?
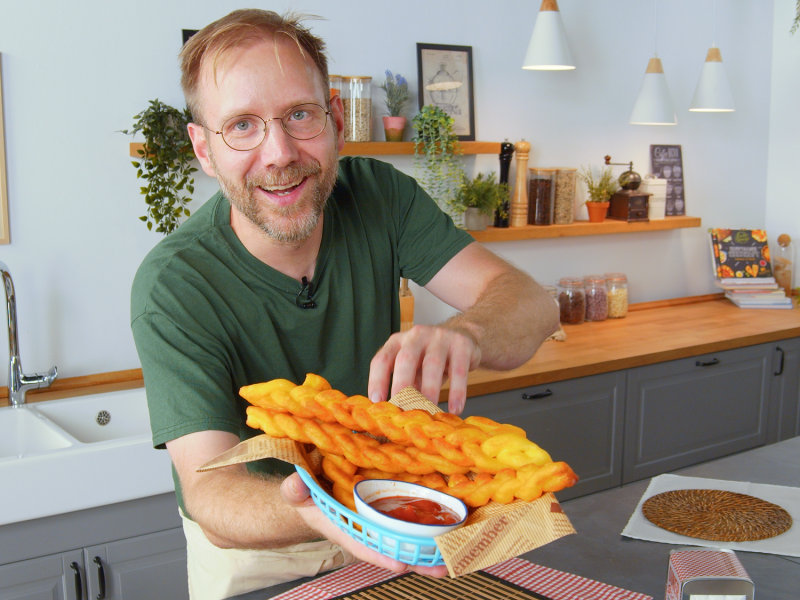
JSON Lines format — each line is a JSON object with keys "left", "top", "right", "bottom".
{"left": 608, "top": 190, "right": 651, "bottom": 222}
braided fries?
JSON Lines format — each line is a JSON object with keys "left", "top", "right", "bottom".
{"left": 242, "top": 374, "right": 577, "bottom": 508}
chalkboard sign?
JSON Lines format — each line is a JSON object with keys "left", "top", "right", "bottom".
{"left": 650, "top": 145, "right": 685, "bottom": 216}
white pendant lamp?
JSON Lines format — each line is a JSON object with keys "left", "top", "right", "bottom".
{"left": 630, "top": 1, "right": 676, "bottom": 125}
{"left": 522, "top": 0, "right": 575, "bottom": 70}
{"left": 630, "top": 57, "right": 677, "bottom": 125}
{"left": 690, "top": 2, "right": 734, "bottom": 112}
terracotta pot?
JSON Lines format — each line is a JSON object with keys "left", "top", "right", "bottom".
{"left": 586, "top": 201, "right": 610, "bottom": 223}
{"left": 382, "top": 116, "right": 406, "bottom": 142}
{"left": 464, "top": 207, "right": 491, "bottom": 231}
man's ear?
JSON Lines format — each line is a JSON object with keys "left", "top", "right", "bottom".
{"left": 330, "top": 94, "right": 346, "bottom": 152}
{"left": 187, "top": 122, "right": 217, "bottom": 178}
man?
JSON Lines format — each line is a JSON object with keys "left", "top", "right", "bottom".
{"left": 131, "top": 8, "right": 558, "bottom": 600}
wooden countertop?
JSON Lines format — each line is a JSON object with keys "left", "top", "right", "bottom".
{"left": 442, "top": 295, "right": 800, "bottom": 402}
{"left": 4, "top": 295, "right": 799, "bottom": 407}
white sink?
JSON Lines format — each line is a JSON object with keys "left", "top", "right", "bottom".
{"left": 0, "top": 408, "right": 72, "bottom": 458}
{"left": 0, "top": 388, "right": 174, "bottom": 525}
{"left": 35, "top": 389, "right": 152, "bottom": 443}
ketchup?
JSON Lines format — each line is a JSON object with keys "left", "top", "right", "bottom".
{"left": 369, "top": 495, "right": 460, "bottom": 525}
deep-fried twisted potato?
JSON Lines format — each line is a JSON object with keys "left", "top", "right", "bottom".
{"left": 242, "top": 374, "right": 579, "bottom": 509}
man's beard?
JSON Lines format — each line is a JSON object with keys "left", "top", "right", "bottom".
{"left": 209, "top": 145, "right": 338, "bottom": 244}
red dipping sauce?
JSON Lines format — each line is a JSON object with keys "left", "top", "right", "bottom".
{"left": 369, "top": 495, "right": 460, "bottom": 526}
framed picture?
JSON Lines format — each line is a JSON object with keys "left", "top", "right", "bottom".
{"left": 0, "top": 54, "right": 10, "bottom": 244}
{"left": 416, "top": 43, "right": 475, "bottom": 141}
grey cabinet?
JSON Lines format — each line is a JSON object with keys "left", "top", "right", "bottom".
{"left": 0, "top": 529, "right": 187, "bottom": 600}
{"left": 769, "top": 338, "right": 800, "bottom": 443}
{"left": 84, "top": 528, "right": 188, "bottom": 600}
{"left": 623, "top": 343, "right": 772, "bottom": 484}
{"left": 0, "top": 550, "right": 83, "bottom": 600}
{"left": 453, "top": 370, "right": 626, "bottom": 501}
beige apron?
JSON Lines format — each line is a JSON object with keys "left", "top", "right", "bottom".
{"left": 180, "top": 509, "right": 358, "bottom": 600}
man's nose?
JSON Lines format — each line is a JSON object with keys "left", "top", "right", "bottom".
{"left": 256, "top": 119, "right": 300, "bottom": 167}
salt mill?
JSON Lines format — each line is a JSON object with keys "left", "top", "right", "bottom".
{"left": 494, "top": 140, "right": 514, "bottom": 228}
{"left": 510, "top": 140, "right": 531, "bottom": 228}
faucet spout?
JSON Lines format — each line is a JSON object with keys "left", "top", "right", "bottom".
{"left": 0, "top": 261, "right": 58, "bottom": 407}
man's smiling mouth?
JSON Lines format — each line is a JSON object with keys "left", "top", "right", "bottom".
{"left": 261, "top": 178, "right": 305, "bottom": 196}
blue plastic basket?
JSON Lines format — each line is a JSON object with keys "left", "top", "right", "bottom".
{"left": 295, "top": 465, "right": 445, "bottom": 566}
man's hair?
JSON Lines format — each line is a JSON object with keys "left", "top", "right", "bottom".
{"left": 179, "top": 9, "right": 329, "bottom": 123}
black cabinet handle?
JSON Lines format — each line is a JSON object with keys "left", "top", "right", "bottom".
{"left": 775, "top": 346, "right": 785, "bottom": 376}
{"left": 695, "top": 358, "right": 720, "bottom": 367}
{"left": 70, "top": 562, "right": 82, "bottom": 600}
{"left": 522, "top": 389, "right": 553, "bottom": 400}
{"left": 93, "top": 557, "right": 106, "bottom": 600}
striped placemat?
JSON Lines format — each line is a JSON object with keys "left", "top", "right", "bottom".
{"left": 271, "top": 557, "right": 653, "bottom": 600}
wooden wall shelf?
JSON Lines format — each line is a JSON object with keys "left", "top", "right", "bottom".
{"left": 129, "top": 140, "right": 502, "bottom": 158}
{"left": 468, "top": 215, "right": 702, "bottom": 242}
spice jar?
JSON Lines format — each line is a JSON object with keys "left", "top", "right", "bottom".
{"left": 329, "top": 74, "right": 342, "bottom": 100}
{"left": 342, "top": 76, "right": 372, "bottom": 142}
{"left": 605, "top": 272, "right": 628, "bottom": 318}
{"left": 558, "top": 277, "right": 585, "bottom": 324}
{"left": 554, "top": 168, "right": 576, "bottom": 224}
{"left": 528, "top": 168, "right": 557, "bottom": 226}
{"left": 584, "top": 275, "right": 608, "bottom": 321}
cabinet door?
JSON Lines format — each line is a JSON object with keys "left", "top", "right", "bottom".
{"left": 0, "top": 550, "right": 84, "bottom": 600}
{"left": 768, "top": 337, "right": 800, "bottom": 443}
{"left": 624, "top": 343, "right": 772, "bottom": 483}
{"left": 452, "top": 371, "right": 626, "bottom": 500}
{"left": 84, "top": 528, "right": 188, "bottom": 600}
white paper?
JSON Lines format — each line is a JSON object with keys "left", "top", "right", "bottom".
{"left": 622, "top": 474, "right": 799, "bottom": 557}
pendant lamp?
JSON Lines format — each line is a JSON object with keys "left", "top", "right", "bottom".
{"left": 522, "top": 0, "right": 575, "bottom": 70}
{"left": 630, "top": 1, "right": 676, "bottom": 125}
{"left": 690, "top": 2, "right": 734, "bottom": 112}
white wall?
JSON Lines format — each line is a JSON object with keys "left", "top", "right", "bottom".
{"left": 0, "top": 1, "right": 781, "bottom": 385}
{"left": 766, "top": 0, "right": 800, "bottom": 264}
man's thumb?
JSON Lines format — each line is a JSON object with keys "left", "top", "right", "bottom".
{"left": 280, "top": 472, "right": 310, "bottom": 505}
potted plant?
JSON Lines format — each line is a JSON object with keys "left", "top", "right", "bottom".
{"left": 122, "top": 99, "right": 197, "bottom": 234}
{"left": 578, "top": 165, "right": 619, "bottom": 223}
{"left": 412, "top": 105, "right": 465, "bottom": 223}
{"left": 448, "top": 172, "right": 509, "bottom": 231}
{"left": 378, "top": 70, "right": 410, "bottom": 142}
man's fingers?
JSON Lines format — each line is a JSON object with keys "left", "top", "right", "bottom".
{"left": 280, "top": 473, "right": 315, "bottom": 508}
{"left": 368, "top": 335, "right": 402, "bottom": 403}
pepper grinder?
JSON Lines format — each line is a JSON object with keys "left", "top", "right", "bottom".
{"left": 494, "top": 140, "right": 514, "bottom": 228}
{"left": 510, "top": 140, "right": 531, "bottom": 228}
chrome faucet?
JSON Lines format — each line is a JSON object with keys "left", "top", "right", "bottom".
{"left": 0, "top": 262, "right": 57, "bottom": 407}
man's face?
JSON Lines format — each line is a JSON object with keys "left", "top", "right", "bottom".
{"left": 190, "top": 39, "right": 345, "bottom": 243}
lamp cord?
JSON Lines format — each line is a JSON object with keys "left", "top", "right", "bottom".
{"left": 654, "top": 0, "right": 658, "bottom": 56}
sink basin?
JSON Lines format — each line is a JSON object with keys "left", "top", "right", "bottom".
{"left": 35, "top": 388, "right": 152, "bottom": 443}
{"left": 0, "top": 408, "right": 72, "bottom": 458}
{"left": 0, "top": 387, "right": 174, "bottom": 526}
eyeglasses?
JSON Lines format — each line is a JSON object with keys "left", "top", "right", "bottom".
{"left": 203, "top": 103, "right": 332, "bottom": 151}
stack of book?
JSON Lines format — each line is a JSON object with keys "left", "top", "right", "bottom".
{"left": 709, "top": 228, "right": 793, "bottom": 309}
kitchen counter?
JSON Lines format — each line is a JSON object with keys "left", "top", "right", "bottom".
{"left": 443, "top": 296, "right": 800, "bottom": 401}
{"left": 241, "top": 436, "right": 800, "bottom": 600}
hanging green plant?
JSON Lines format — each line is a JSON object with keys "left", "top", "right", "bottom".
{"left": 412, "top": 105, "right": 465, "bottom": 219}
{"left": 122, "top": 99, "right": 197, "bottom": 234}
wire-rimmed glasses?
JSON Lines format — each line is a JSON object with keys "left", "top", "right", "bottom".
{"left": 203, "top": 103, "right": 332, "bottom": 151}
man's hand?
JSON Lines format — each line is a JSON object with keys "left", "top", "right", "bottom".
{"left": 368, "top": 324, "right": 481, "bottom": 414}
{"left": 281, "top": 473, "right": 449, "bottom": 578}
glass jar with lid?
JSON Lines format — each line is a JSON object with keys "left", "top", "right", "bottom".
{"left": 584, "top": 275, "right": 608, "bottom": 321}
{"left": 554, "top": 167, "right": 576, "bottom": 224}
{"left": 342, "top": 76, "right": 372, "bottom": 142}
{"left": 558, "top": 277, "right": 585, "bottom": 324}
{"left": 528, "top": 168, "right": 557, "bottom": 226}
{"left": 604, "top": 272, "right": 628, "bottom": 318}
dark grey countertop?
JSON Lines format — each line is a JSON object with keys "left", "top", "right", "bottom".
{"left": 243, "top": 437, "right": 800, "bottom": 600}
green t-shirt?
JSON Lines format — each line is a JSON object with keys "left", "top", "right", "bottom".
{"left": 130, "top": 157, "right": 473, "bottom": 515}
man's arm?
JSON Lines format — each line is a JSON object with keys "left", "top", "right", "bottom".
{"left": 368, "top": 242, "right": 559, "bottom": 413}
{"left": 167, "top": 430, "right": 448, "bottom": 577}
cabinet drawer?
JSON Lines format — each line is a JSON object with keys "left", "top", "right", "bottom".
{"left": 624, "top": 343, "right": 771, "bottom": 483}
{"left": 452, "top": 371, "right": 626, "bottom": 500}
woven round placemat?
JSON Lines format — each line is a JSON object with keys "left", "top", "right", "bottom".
{"left": 642, "top": 489, "right": 793, "bottom": 542}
